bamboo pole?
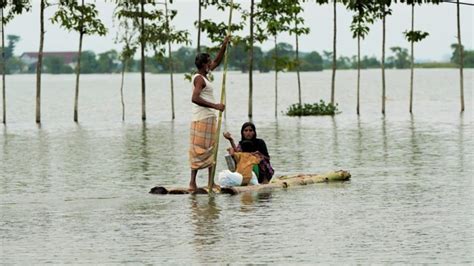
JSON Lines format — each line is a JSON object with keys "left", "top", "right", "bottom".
{"left": 209, "top": 1, "right": 233, "bottom": 191}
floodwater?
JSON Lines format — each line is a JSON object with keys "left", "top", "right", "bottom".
{"left": 1, "top": 69, "right": 473, "bottom": 264}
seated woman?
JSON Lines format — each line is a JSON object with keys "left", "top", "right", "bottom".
{"left": 217, "top": 140, "right": 261, "bottom": 187}
{"left": 223, "top": 122, "right": 274, "bottom": 184}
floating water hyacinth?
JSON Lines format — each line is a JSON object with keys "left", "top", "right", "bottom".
{"left": 286, "top": 100, "right": 339, "bottom": 116}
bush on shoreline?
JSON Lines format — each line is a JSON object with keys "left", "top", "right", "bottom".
{"left": 286, "top": 100, "right": 339, "bottom": 116}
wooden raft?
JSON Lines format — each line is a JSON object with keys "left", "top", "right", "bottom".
{"left": 149, "top": 170, "right": 351, "bottom": 195}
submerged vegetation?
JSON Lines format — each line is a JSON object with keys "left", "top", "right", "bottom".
{"left": 286, "top": 100, "right": 339, "bottom": 116}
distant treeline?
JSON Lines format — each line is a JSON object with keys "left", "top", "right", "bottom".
{"left": 2, "top": 35, "right": 473, "bottom": 75}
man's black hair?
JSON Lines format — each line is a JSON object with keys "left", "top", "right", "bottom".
{"left": 195, "top": 53, "right": 211, "bottom": 69}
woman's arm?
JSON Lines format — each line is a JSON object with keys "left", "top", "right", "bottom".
{"left": 209, "top": 35, "right": 231, "bottom": 71}
{"left": 223, "top": 132, "right": 237, "bottom": 151}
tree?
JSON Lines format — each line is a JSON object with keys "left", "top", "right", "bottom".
{"left": 388, "top": 46, "right": 410, "bottom": 69}
{"left": 331, "top": 0, "right": 337, "bottom": 105}
{"left": 301, "top": 51, "right": 323, "bottom": 71}
{"left": 77, "top": 51, "right": 98, "bottom": 73}
{"left": 287, "top": 0, "right": 309, "bottom": 106}
{"left": 36, "top": 0, "right": 47, "bottom": 124}
{"left": 347, "top": 1, "right": 375, "bottom": 115}
{"left": 52, "top": 0, "right": 107, "bottom": 122}
{"left": 115, "top": 0, "right": 157, "bottom": 121}
{"left": 43, "top": 56, "right": 73, "bottom": 74}
{"left": 0, "top": 1, "right": 31, "bottom": 123}
{"left": 97, "top": 50, "right": 119, "bottom": 73}
{"left": 162, "top": 0, "right": 190, "bottom": 120}
{"left": 256, "top": 0, "right": 292, "bottom": 117}
{"left": 404, "top": 4, "right": 429, "bottom": 114}
{"left": 456, "top": 0, "right": 464, "bottom": 112}
{"left": 375, "top": 0, "right": 392, "bottom": 115}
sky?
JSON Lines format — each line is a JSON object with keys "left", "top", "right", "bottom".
{"left": 3, "top": 0, "right": 474, "bottom": 62}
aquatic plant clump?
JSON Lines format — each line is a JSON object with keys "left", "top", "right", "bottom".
{"left": 286, "top": 100, "right": 339, "bottom": 116}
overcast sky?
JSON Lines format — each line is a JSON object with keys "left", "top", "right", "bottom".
{"left": 4, "top": 0, "right": 474, "bottom": 61}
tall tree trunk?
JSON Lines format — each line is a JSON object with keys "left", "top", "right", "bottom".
{"left": 165, "top": 0, "right": 175, "bottom": 120}
{"left": 248, "top": 0, "right": 254, "bottom": 119}
{"left": 295, "top": 18, "right": 301, "bottom": 106}
{"left": 197, "top": 0, "right": 202, "bottom": 53}
{"left": 120, "top": 60, "right": 126, "bottom": 121}
{"left": 274, "top": 36, "right": 278, "bottom": 117}
{"left": 409, "top": 4, "right": 414, "bottom": 114}
{"left": 382, "top": 12, "right": 386, "bottom": 115}
{"left": 1, "top": 8, "right": 5, "bottom": 124}
{"left": 457, "top": 0, "right": 464, "bottom": 112}
{"left": 356, "top": 35, "right": 360, "bottom": 115}
{"left": 36, "top": 0, "right": 45, "bottom": 124}
{"left": 140, "top": 0, "right": 146, "bottom": 121}
{"left": 74, "top": 31, "right": 83, "bottom": 122}
{"left": 331, "top": 0, "right": 336, "bottom": 105}
{"left": 73, "top": 0, "right": 85, "bottom": 123}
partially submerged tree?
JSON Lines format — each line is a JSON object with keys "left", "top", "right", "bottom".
{"left": 0, "top": 1, "right": 31, "bottom": 123}
{"left": 347, "top": 0, "right": 375, "bottom": 115}
{"left": 36, "top": 0, "right": 47, "bottom": 124}
{"left": 287, "top": 0, "right": 309, "bottom": 107}
{"left": 52, "top": 0, "right": 107, "bottom": 122}
{"left": 404, "top": 3, "right": 429, "bottom": 114}
{"left": 115, "top": 12, "right": 137, "bottom": 121}
{"left": 256, "top": 0, "right": 292, "bottom": 117}
{"left": 116, "top": 0, "right": 163, "bottom": 121}
{"left": 375, "top": 0, "right": 392, "bottom": 115}
{"left": 456, "top": 0, "right": 464, "bottom": 112}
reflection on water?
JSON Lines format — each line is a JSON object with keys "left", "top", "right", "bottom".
{"left": 0, "top": 70, "right": 472, "bottom": 263}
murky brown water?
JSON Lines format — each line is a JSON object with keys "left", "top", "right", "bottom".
{"left": 1, "top": 69, "right": 472, "bottom": 263}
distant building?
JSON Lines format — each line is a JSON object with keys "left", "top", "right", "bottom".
{"left": 20, "top": 51, "right": 78, "bottom": 71}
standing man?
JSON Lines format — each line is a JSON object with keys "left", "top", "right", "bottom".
{"left": 189, "top": 36, "right": 231, "bottom": 192}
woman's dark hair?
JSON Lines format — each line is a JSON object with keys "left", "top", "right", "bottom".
{"left": 240, "top": 122, "right": 257, "bottom": 140}
{"left": 195, "top": 53, "right": 210, "bottom": 69}
{"left": 240, "top": 140, "right": 256, "bottom": 152}
{"left": 239, "top": 122, "right": 269, "bottom": 158}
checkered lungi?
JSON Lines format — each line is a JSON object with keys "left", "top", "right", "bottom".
{"left": 189, "top": 117, "right": 216, "bottom": 170}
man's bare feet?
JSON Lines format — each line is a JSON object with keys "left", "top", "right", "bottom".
{"left": 189, "top": 183, "right": 198, "bottom": 192}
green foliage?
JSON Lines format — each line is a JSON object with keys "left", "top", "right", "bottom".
{"left": 3, "top": 35, "right": 20, "bottom": 60}
{"left": 77, "top": 51, "right": 98, "bottom": 73}
{"left": 404, "top": 30, "right": 429, "bottom": 43}
{"left": 0, "top": 1, "right": 31, "bottom": 24}
{"left": 115, "top": 0, "right": 189, "bottom": 62}
{"left": 0, "top": 35, "right": 22, "bottom": 74}
{"left": 51, "top": 0, "right": 107, "bottom": 36}
{"left": 286, "top": 100, "right": 339, "bottom": 116}
{"left": 195, "top": 1, "right": 244, "bottom": 53}
{"left": 450, "top": 43, "right": 474, "bottom": 68}
{"left": 43, "top": 56, "right": 73, "bottom": 74}
{"left": 299, "top": 52, "right": 323, "bottom": 71}
{"left": 97, "top": 50, "right": 119, "bottom": 73}
{"left": 346, "top": 1, "right": 376, "bottom": 39}
{"left": 387, "top": 46, "right": 410, "bottom": 68}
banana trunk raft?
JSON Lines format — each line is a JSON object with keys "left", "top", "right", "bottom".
{"left": 149, "top": 170, "right": 351, "bottom": 195}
